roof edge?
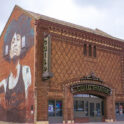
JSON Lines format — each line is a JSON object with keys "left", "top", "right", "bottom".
{"left": 26, "top": 10, "right": 124, "bottom": 42}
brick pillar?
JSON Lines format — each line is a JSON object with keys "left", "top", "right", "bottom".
{"left": 105, "top": 89, "right": 115, "bottom": 122}
{"left": 36, "top": 86, "right": 48, "bottom": 124}
{"left": 63, "top": 86, "right": 74, "bottom": 124}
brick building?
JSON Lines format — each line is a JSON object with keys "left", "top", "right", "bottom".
{"left": 0, "top": 5, "right": 124, "bottom": 124}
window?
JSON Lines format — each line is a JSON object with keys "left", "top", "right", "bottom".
{"left": 48, "top": 100, "right": 55, "bottom": 116}
{"left": 102, "top": 101, "right": 104, "bottom": 116}
{"left": 96, "top": 103, "right": 101, "bottom": 116}
{"left": 90, "top": 103, "right": 94, "bottom": 116}
{"left": 83, "top": 44, "right": 97, "bottom": 58}
{"left": 93, "top": 46, "right": 96, "bottom": 57}
{"left": 85, "top": 101, "right": 88, "bottom": 116}
{"left": 89, "top": 45, "right": 92, "bottom": 56}
{"left": 83, "top": 44, "right": 87, "bottom": 56}
{"left": 74, "top": 100, "right": 84, "bottom": 111}
{"left": 56, "top": 101, "right": 62, "bottom": 116}
{"left": 48, "top": 100, "right": 62, "bottom": 117}
{"left": 116, "top": 102, "right": 124, "bottom": 116}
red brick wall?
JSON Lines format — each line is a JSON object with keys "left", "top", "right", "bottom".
{"left": 36, "top": 19, "right": 124, "bottom": 122}
{"left": 50, "top": 40, "right": 122, "bottom": 94}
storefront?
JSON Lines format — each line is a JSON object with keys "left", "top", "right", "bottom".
{"left": 47, "top": 73, "right": 114, "bottom": 123}
{"left": 74, "top": 94, "right": 104, "bottom": 122}
{"left": 116, "top": 102, "right": 124, "bottom": 121}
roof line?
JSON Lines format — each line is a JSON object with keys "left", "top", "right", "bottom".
{"left": 25, "top": 10, "right": 124, "bottom": 42}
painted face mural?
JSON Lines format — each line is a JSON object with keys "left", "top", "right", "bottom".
{"left": 10, "top": 33, "right": 22, "bottom": 58}
{"left": 0, "top": 14, "right": 34, "bottom": 123}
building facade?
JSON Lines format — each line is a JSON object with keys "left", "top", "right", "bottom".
{"left": 0, "top": 5, "right": 124, "bottom": 124}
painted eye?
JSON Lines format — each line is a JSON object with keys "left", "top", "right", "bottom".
{"left": 12, "top": 38, "right": 15, "bottom": 43}
{"left": 17, "top": 36, "right": 20, "bottom": 41}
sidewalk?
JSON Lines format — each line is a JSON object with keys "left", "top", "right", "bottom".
{"left": 82, "top": 121, "right": 124, "bottom": 124}
{"left": 0, "top": 122, "right": 124, "bottom": 124}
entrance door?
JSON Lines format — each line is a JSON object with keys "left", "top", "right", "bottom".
{"left": 74, "top": 94, "right": 103, "bottom": 122}
{"left": 89, "top": 102, "right": 102, "bottom": 122}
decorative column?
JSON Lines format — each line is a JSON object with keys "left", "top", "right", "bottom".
{"left": 36, "top": 85, "right": 49, "bottom": 124}
{"left": 105, "top": 89, "right": 116, "bottom": 122}
{"left": 63, "top": 86, "right": 74, "bottom": 124}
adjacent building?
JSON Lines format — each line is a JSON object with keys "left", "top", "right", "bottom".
{"left": 0, "top": 5, "right": 124, "bottom": 124}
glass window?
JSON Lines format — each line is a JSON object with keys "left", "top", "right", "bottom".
{"left": 96, "top": 103, "right": 101, "bottom": 116}
{"left": 102, "top": 101, "right": 104, "bottom": 116}
{"left": 48, "top": 100, "right": 62, "bottom": 117}
{"left": 83, "top": 44, "right": 87, "bottom": 56}
{"left": 116, "top": 103, "right": 119, "bottom": 115}
{"left": 48, "top": 100, "right": 55, "bottom": 116}
{"left": 74, "top": 100, "right": 78, "bottom": 111}
{"left": 56, "top": 101, "right": 62, "bottom": 116}
{"left": 115, "top": 102, "right": 124, "bottom": 116}
{"left": 74, "top": 100, "right": 84, "bottom": 111}
{"left": 90, "top": 103, "right": 94, "bottom": 116}
{"left": 119, "top": 103, "right": 124, "bottom": 115}
{"left": 93, "top": 46, "right": 96, "bottom": 57}
{"left": 85, "top": 101, "right": 88, "bottom": 116}
{"left": 89, "top": 45, "right": 92, "bottom": 56}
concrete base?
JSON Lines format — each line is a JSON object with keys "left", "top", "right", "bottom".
{"left": 63, "top": 120, "right": 74, "bottom": 124}
{"left": 105, "top": 119, "right": 114, "bottom": 122}
{"left": 36, "top": 121, "right": 49, "bottom": 124}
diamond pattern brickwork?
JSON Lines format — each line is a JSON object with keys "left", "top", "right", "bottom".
{"left": 50, "top": 39, "right": 122, "bottom": 95}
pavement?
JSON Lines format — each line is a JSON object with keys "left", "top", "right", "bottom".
{"left": 51, "top": 122, "right": 124, "bottom": 124}
{"left": 0, "top": 121, "right": 124, "bottom": 124}
{"left": 80, "top": 122, "right": 124, "bottom": 124}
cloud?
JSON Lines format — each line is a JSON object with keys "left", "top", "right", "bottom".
{"left": 0, "top": 0, "right": 124, "bottom": 39}
{"left": 72, "top": 0, "right": 124, "bottom": 39}
{"left": 72, "top": 0, "right": 112, "bottom": 8}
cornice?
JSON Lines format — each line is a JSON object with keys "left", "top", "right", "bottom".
{"left": 37, "top": 19, "right": 124, "bottom": 53}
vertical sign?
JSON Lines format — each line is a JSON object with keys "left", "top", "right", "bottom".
{"left": 42, "top": 34, "right": 53, "bottom": 80}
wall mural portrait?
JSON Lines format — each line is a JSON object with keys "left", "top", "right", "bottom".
{"left": 0, "top": 14, "right": 34, "bottom": 122}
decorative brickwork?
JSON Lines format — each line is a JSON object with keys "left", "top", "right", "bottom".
{"left": 34, "top": 18, "right": 124, "bottom": 123}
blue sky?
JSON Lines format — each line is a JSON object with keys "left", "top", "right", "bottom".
{"left": 0, "top": 0, "right": 124, "bottom": 39}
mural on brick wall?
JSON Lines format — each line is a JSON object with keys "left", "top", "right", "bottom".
{"left": 0, "top": 14, "right": 34, "bottom": 122}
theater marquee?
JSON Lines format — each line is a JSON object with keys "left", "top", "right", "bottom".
{"left": 71, "top": 83, "right": 111, "bottom": 95}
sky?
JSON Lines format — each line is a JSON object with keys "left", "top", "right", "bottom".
{"left": 0, "top": 0, "right": 124, "bottom": 39}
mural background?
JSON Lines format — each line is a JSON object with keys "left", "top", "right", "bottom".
{"left": 0, "top": 7, "right": 35, "bottom": 123}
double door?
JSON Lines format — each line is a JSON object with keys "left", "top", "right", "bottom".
{"left": 74, "top": 95, "right": 103, "bottom": 122}
{"left": 89, "top": 101, "right": 102, "bottom": 122}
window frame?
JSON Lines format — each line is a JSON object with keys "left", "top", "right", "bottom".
{"left": 83, "top": 44, "right": 87, "bottom": 56}
{"left": 89, "top": 44, "right": 92, "bottom": 56}
{"left": 93, "top": 46, "right": 96, "bottom": 57}
{"left": 48, "top": 99, "right": 63, "bottom": 117}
